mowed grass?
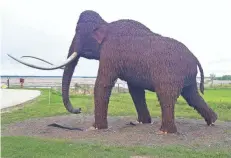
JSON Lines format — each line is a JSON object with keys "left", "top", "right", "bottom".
{"left": 2, "top": 136, "right": 231, "bottom": 158}
{"left": 1, "top": 88, "right": 231, "bottom": 158}
{"left": 1, "top": 88, "right": 231, "bottom": 125}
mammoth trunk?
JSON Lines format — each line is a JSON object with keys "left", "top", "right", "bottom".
{"left": 62, "top": 55, "right": 81, "bottom": 114}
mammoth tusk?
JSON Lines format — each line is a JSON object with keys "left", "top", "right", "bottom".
{"left": 7, "top": 52, "right": 78, "bottom": 70}
{"left": 21, "top": 56, "right": 65, "bottom": 70}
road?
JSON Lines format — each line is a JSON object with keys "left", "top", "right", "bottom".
{"left": 0, "top": 89, "right": 41, "bottom": 110}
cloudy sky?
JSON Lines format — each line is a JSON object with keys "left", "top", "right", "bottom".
{"left": 1, "top": 0, "right": 231, "bottom": 77}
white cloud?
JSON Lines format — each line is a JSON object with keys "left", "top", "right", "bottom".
{"left": 1, "top": 0, "right": 231, "bottom": 76}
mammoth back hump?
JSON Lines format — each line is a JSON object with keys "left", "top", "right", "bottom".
{"left": 108, "top": 19, "right": 161, "bottom": 37}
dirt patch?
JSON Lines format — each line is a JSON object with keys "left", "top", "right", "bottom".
{"left": 2, "top": 115, "right": 231, "bottom": 148}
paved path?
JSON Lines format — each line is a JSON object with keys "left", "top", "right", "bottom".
{"left": 0, "top": 89, "right": 41, "bottom": 110}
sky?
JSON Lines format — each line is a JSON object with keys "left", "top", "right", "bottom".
{"left": 1, "top": 0, "right": 231, "bottom": 77}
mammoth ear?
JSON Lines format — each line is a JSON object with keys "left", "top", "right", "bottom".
{"left": 92, "top": 25, "right": 108, "bottom": 44}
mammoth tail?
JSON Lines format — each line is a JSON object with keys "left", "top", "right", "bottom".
{"left": 196, "top": 58, "right": 204, "bottom": 94}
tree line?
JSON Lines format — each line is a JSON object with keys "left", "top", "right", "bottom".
{"left": 210, "top": 74, "right": 231, "bottom": 80}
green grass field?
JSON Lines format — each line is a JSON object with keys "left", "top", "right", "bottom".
{"left": 2, "top": 88, "right": 231, "bottom": 125}
{"left": 2, "top": 136, "right": 230, "bottom": 158}
{"left": 1, "top": 88, "right": 231, "bottom": 158}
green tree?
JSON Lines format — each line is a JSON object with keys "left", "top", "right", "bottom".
{"left": 215, "top": 75, "right": 231, "bottom": 80}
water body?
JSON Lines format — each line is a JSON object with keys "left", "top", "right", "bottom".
{"left": 1, "top": 76, "right": 128, "bottom": 89}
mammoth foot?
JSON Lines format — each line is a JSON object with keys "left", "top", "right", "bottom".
{"left": 206, "top": 120, "right": 216, "bottom": 126}
{"left": 129, "top": 117, "right": 152, "bottom": 126}
{"left": 156, "top": 130, "right": 168, "bottom": 135}
{"left": 209, "top": 123, "right": 215, "bottom": 126}
{"left": 159, "top": 122, "right": 177, "bottom": 134}
{"left": 85, "top": 126, "right": 98, "bottom": 131}
{"left": 205, "top": 111, "right": 217, "bottom": 126}
{"left": 138, "top": 116, "right": 152, "bottom": 124}
{"left": 129, "top": 120, "right": 143, "bottom": 126}
{"left": 85, "top": 125, "right": 112, "bottom": 131}
{"left": 86, "top": 122, "right": 108, "bottom": 131}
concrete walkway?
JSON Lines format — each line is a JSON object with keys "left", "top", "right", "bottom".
{"left": 0, "top": 89, "right": 41, "bottom": 110}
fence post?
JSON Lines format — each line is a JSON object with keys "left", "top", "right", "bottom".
{"left": 7, "top": 77, "right": 10, "bottom": 88}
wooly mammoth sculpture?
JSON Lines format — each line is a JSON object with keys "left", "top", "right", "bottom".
{"left": 8, "top": 10, "right": 217, "bottom": 133}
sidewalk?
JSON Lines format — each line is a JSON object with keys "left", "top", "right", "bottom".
{"left": 0, "top": 89, "right": 41, "bottom": 110}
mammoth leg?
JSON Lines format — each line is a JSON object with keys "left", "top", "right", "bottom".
{"left": 92, "top": 62, "right": 117, "bottom": 129}
{"left": 181, "top": 82, "right": 217, "bottom": 125}
{"left": 128, "top": 84, "right": 151, "bottom": 123}
{"left": 156, "top": 83, "right": 182, "bottom": 133}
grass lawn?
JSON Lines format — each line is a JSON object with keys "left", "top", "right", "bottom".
{"left": 1, "top": 88, "right": 231, "bottom": 125}
{"left": 1, "top": 88, "right": 231, "bottom": 158}
{"left": 2, "top": 136, "right": 231, "bottom": 158}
